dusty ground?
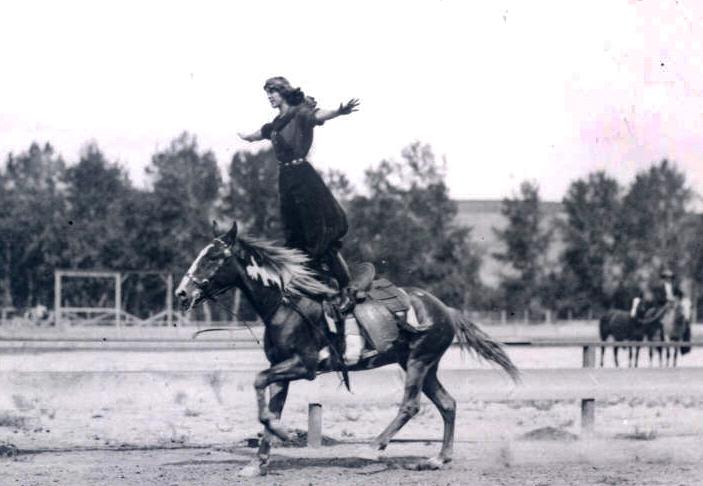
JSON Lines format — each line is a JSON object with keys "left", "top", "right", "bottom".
{"left": 4, "top": 437, "right": 703, "bottom": 486}
{"left": 1, "top": 322, "right": 702, "bottom": 485}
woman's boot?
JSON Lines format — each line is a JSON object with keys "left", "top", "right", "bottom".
{"left": 325, "top": 250, "right": 355, "bottom": 313}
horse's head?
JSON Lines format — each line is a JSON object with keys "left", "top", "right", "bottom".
{"left": 175, "top": 221, "right": 243, "bottom": 311}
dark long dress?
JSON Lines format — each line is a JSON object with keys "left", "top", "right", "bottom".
{"left": 261, "top": 104, "right": 348, "bottom": 260}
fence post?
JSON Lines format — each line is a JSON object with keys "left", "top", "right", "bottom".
{"left": 307, "top": 403, "right": 322, "bottom": 447}
{"left": 581, "top": 345, "right": 596, "bottom": 434}
{"left": 54, "top": 271, "right": 62, "bottom": 327}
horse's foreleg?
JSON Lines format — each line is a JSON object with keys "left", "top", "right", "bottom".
{"left": 240, "top": 381, "right": 290, "bottom": 478}
{"left": 254, "top": 356, "right": 313, "bottom": 442}
{"left": 419, "top": 364, "right": 455, "bottom": 469}
{"left": 369, "top": 358, "right": 429, "bottom": 452}
{"left": 634, "top": 345, "right": 640, "bottom": 368}
{"left": 628, "top": 346, "right": 633, "bottom": 367}
{"left": 600, "top": 346, "right": 605, "bottom": 367}
{"left": 673, "top": 346, "right": 679, "bottom": 367}
{"left": 614, "top": 346, "right": 619, "bottom": 367}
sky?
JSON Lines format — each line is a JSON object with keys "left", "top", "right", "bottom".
{"left": 1, "top": 0, "right": 702, "bottom": 204}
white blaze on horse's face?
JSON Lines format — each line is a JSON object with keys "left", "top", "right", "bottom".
{"left": 176, "top": 243, "right": 224, "bottom": 307}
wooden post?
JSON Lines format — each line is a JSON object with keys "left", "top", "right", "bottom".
{"left": 545, "top": 309, "right": 552, "bottom": 324}
{"left": 307, "top": 403, "right": 322, "bottom": 448}
{"left": 114, "top": 273, "right": 122, "bottom": 328}
{"left": 581, "top": 345, "right": 596, "bottom": 434}
{"left": 166, "top": 273, "right": 174, "bottom": 327}
{"left": 500, "top": 310, "right": 507, "bottom": 325}
{"left": 54, "top": 271, "right": 62, "bottom": 327}
{"left": 523, "top": 309, "right": 529, "bottom": 324}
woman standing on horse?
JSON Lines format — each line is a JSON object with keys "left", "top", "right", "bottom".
{"left": 238, "top": 76, "right": 360, "bottom": 309}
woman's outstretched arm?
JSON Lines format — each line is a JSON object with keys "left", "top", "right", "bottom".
{"left": 314, "top": 98, "right": 360, "bottom": 124}
{"left": 238, "top": 129, "right": 264, "bottom": 142}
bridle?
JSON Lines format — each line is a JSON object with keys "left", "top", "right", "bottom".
{"left": 184, "top": 237, "right": 262, "bottom": 345}
{"left": 183, "top": 238, "right": 233, "bottom": 293}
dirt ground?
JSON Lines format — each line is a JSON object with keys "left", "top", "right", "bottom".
{"left": 3, "top": 437, "right": 703, "bottom": 486}
{"left": 2, "top": 322, "right": 703, "bottom": 485}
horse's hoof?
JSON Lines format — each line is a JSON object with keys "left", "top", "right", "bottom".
{"left": 238, "top": 460, "right": 266, "bottom": 477}
{"left": 356, "top": 446, "right": 383, "bottom": 461}
{"left": 411, "top": 456, "right": 447, "bottom": 471}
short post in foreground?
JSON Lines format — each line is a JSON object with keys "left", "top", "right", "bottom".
{"left": 581, "top": 345, "right": 596, "bottom": 434}
{"left": 307, "top": 403, "right": 322, "bottom": 448}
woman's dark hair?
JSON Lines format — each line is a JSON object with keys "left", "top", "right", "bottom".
{"left": 264, "top": 76, "right": 317, "bottom": 108}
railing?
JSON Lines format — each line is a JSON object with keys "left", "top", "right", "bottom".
{"left": 1, "top": 338, "right": 702, "bottom": 447}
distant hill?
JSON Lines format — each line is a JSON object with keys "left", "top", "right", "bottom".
{"left": 453, "top": 199, "right": 565, "bottom": 287}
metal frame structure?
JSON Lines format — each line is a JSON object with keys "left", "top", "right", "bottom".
{"left": 54, "top": 270, "right": 175, "bottom": 327}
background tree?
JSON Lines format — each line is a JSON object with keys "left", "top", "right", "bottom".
{"left": 0, "top": 143, "right": 66, "bottom": 308}
{"left": 220, "top": 147, "right": 281, "bottom": 240}
{"left": 618, "top": 160, "right": 692, "bottom": 286}
{"left": 62, "top": 144, "right": 133, "bottom": 269}
{"left": 146, "top": 132, "right": 222, "bottom": 271}
{"left": 344, "top": 142, "right": 482, "bottom": 307}
{"left": 493, "top": 181, "right": 553, "bottom": 312}
{"left": 558, "top": 172, "right": 622, "bottom": 312}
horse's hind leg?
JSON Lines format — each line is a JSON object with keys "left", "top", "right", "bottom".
{"left": 240, "top": 381, "right": 290, "bottom": 477}
{"left": 368, "top": 358, "right": 430, "bottom": 454}
{"left": 600, "top": 346, "right": 605, "bottom": 367}
{"left": 417, "top": 364, "right": 456, "bottom": 470}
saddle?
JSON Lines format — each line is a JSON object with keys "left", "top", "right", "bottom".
{"left": 338, "top": 264, "right": 432, "bottom": 351}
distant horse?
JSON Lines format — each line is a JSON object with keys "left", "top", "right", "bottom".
{"left": 175, "top": 222, "right": 519, "bottom": 477}
{"left": 653, "top": 298, "right": 692, "bottom": 367}
{"left": 599, "top": 298, "right": 660, "bottom": 367}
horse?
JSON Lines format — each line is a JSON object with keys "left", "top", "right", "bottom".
{"left": 175, "top": 221, "right": 519, "bottom": 477}
{"left": 599, "top": 297, "right": 660, "bottom": 367}
{"left": 653, "top": 298, "right": 691, "bottom": 367}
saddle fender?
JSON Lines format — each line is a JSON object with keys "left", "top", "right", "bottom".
{"left": 351, "top": 280, "right": 434, "bottom": 353}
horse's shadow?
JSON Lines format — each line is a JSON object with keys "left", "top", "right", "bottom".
{"left": 267, "top": 454, "right": 433, "bottom": 474}
{"left": 164, "top": 450, "right": 431, "bottom": 474}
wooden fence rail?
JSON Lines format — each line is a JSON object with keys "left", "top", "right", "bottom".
{"left": 3, "top": 338, "right": 703, "bottom": 446}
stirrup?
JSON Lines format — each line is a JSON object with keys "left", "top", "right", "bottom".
{"left": 337, "top": 287, "right": 356, "bottom": 315}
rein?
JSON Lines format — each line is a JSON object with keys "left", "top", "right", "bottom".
{"left": 184, "top": 242, "right": 263, "bottom": 346}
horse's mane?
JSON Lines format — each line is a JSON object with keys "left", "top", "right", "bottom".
{"left": 237, "top": 235, "right": 336, "bottom": 298}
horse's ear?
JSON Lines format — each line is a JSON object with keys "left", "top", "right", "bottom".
{"left": 224, "top": 221, "right": 238, "bottom": 242}
{"left": 212, "top": 220, "right": 219, "bottom": 238}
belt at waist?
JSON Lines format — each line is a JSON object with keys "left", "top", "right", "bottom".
{"left": 279, "top": 158, "right": 306, "bottom": 168}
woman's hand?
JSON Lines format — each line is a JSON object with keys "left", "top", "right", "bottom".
{"left": 238, "top": 130, "right": 264, "bottom": 142}
{"left": 337, "top": 98, "right": 360, "bottom": 115}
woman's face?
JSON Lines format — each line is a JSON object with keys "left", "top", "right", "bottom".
{"left": 266, "top": 89, "right": 284, "bottom": 108}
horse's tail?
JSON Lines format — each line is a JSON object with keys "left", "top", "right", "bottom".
{"left": 450, "top": 309, "right": 520, "bottom": 383}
